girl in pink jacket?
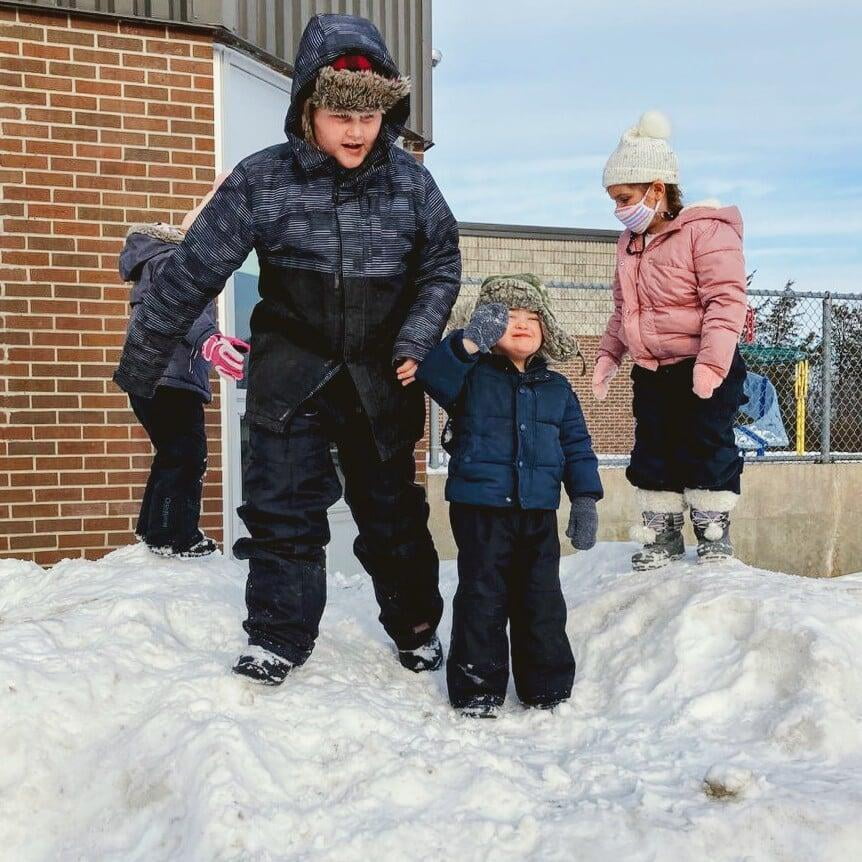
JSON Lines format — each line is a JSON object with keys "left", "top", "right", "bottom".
{"left": 594, "top": 111, "right": 748, "bottom": 570}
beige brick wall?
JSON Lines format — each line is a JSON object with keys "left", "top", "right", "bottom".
{"left": 0, "top": 6, "right": 221, "bottom": 565}
{"left": 424, "top": 228, "right": 635, "bottom": 459}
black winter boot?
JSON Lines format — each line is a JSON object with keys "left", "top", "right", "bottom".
{"left": 233, "top": 647, "right": 294, "bottom": 685}
{"left": 459, "top": 696, "right": 500, "bottom": 719}
{"left": 631, "top": 511, "right": 685, "bottom": 571}
{"left": 398, "top": 632, "right": 444, "bottom": 672}
{"left": 149, "top": 533, "right": 217, "bottom": 559}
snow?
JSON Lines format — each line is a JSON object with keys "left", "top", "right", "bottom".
{"left": 2, "top": 543, "right": 862, "bottom": 861}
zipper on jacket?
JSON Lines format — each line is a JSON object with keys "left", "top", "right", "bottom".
{"left": 278, "top": 363, "right": 340, "bottom": 425}
{"left": 332, "top": 180, "right": 347, "bottom": 359}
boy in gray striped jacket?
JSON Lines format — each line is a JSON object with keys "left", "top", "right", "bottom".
{"left": 114, "top": 14, "right": 461, "bottom": 685}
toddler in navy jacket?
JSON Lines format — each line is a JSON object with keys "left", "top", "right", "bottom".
{"left": 417, "top": 274, "right": 602, "bottom": 717}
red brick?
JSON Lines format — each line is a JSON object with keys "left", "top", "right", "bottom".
{"left": 62, "top": 502, "right": 107, "bottom": 517}
{"left": 52, "top": 125, "right": 98, "bottom": 143}
{"left": 46, "top": 29, "right": 94, "bottom": 47}
{"left": 99, "top": 130, "right": 145, "bottom": 146}
{"left": 122, "top": 115, "right": 168, "bottom": 132}
{"left": 59, "top": 532, "right": 101, "bottom": 549}
{"left": 77, "top": 80, "right": 123, "bottom": 98}
{"left": 124, "top": 53, "right": 167, "bottom": 71}
{"left": 20, "top": 41, "right": 69, "bottom": 60}
{"left": 74, "top": 111, "right": 122, "bottom": 129}
{"left": 1, "top": 55, "right": 45, "bottom": 73}
{"left": 146, "top": 39, "right": 189, "bottom": 57}
{"left": 11, "top": 471, "right": 59, "bottom": 487}
{"left": 169, "top": 58, "right": 211, "bottom": 75}
{"left": 12, "top": 503, "right": 59, "bottom": 518}
{"left": 24, "top": 73, "right": 73, "bottom": 92}
{"left": 0, "top": 23, "right": 48, "bottom": 42}
{"left": 0, "top": 38, "right": 21, "bottom": 55}
{"left": 51, "top": 93, "right": 97, "bottom": 110}
{"left": 18, "top": 9, "right": 70, "bottom": 27}
{"left": 72, "top": 48, "right": 120, "bottom": 66}
{"left": 97, "top": 34, "right": 144, "bottom": 51}
{"left": 0, "top": 87, "right": 47, "bottom": 105}
{"left": 26, "top": 139, "right": 74, "bottom": 157}
{"left": 35, "top": 485, "right": 83, "bottom": 501}
{"left": 170, "top": 87, "right": 211, "bottom": 106}
{"left": 119, "top": 20, "right": 167, "bottom": 38}
{"left": 99, "top": 65, "right": 145, "bottom": 84}
{"left": 11, "top": 533, "right": 58, "bottom": 551}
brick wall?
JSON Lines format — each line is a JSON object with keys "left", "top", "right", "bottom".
{"left": 0, "top": 6, "right": 221, "bottom": 565}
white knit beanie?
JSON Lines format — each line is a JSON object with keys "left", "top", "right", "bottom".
{"left": 602, "top": 111, "right": 679, "bottom": 188}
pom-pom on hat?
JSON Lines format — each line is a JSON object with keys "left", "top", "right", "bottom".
{"left": 602, "top": 110, "right": 679, "bottom": 188}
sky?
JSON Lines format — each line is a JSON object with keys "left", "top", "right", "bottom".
{"left": 426, "top": 0, "right": 862, "bottom": 293}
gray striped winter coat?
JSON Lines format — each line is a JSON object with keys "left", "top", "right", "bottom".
{"left": 113, "top": 13, "right": 461, "bottom": 459}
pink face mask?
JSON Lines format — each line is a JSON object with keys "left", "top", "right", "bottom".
{"left": 614, "top": 189, "right": 659, "bottom": 234}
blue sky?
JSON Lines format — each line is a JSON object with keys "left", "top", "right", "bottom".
{"left": 426, "top": 0, "right": 862, "bottom": 293}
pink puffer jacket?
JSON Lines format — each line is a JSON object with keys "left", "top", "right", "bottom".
{"left": 598, "top": 202, "right": 747, "bottom": 380}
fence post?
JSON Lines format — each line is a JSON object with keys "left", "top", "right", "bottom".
{"left": 429, "top": 398, "right": 441, "bottom": 469}
{"left": 820, "top": 293, "right": 833, "bottom": 463}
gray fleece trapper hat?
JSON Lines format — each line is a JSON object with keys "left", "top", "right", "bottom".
{"left": 451, "top": 274, "right": 582, "bottom": 365}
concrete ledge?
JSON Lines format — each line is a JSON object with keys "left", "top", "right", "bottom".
{"left": 426, "top": 462, "right": 862, "bottom": 578}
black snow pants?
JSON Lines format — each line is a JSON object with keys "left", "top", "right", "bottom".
{"left": 447, "top": 502, "right": 575, "bottom": 710}
{"left": 233, "top": 370, "right": 443, "bottom": 666}
{"left": 627, "top": 349, "right": 748, "bottom": 494}
{"left": 129, "top": 387, "right": 208, "bottom": 552}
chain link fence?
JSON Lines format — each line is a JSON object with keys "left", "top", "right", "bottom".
{"left": 428, "top": 280, "right": 862, "bottom": 467}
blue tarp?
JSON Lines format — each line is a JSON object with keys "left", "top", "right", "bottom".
{"left": 734, "top": 372, "right": 790, "bottom": 454}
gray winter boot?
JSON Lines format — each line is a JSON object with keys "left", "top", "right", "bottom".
{"left": 685, "top": 490, "right": 740, "bottom": 563}
{"left": 630, "top": 490, "right": 686, "bottom": 571}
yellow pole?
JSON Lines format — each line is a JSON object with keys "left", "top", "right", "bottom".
{"left": 795, "top": 360, "right": 809, "bottom": 454}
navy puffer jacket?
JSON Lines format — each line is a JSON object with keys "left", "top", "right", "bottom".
{"left": 113, "top": 13, "right": 461, "bottom": 460}
{"left": 119, "top": 224, "right": 218, "bottom": 401}
{"left": 417, "top": 333, "right": 603, "bottom": 510}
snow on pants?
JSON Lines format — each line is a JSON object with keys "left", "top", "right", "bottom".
{"left": 447, "top": 503, "right": 575, "bottom": 709}
{"left": 626, "top": 349, "right": 748, "bottom": 494}
{"left": 129, "top": 388, "right": 207, "bottom": 552}
{"left": 233, "top": 370, "right": 443, "bottom": 666}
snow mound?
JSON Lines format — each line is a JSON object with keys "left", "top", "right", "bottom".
{"left": 2, "top": 543, "right": 862, "bottom": 861}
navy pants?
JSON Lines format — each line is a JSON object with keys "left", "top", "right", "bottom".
{"left": 233, "top": 370, "right": 442, "bottom": 666}
{"left": 129, "top": 388, "right": 208, "bottom": 552}
{"left": 627, "top": 350, "right": 747, "bottom": 494}
{"left": 448, "top": 503, "right": 575, "bottom": 709}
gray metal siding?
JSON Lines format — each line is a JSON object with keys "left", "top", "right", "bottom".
{"left": 7, "top": 0, "right": 433, "bottom": 142}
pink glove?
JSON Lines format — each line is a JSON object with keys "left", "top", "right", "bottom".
{"left": 201, "top": 333, "right": 250, "bottom": 381}
{"left": 692, "top": 364, "right": 723, "bottom": 399}
{"left": 592, "top": 356, "right": 619, "bottom": 401}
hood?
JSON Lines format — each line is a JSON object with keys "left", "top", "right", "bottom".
{"left": 673, "top": 199, "right": 744, "bottom": 240}
{"left": 284, "top": 14, "right": 409, "bottom": 154}
{"left": 118, "top": 223, "right": 184, "bottom": 281}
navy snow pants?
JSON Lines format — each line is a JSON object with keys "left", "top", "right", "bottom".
{"left": 447, "top": 503, "right": 575, "bottom": 710}
{"left": 233, "top": 370, "right": 443, "bottom": 666}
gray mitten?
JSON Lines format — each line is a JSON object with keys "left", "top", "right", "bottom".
{"left": 463, "top": 302, "right": 509, "bottom": 353}
{"left": 566, "top": 496, "right": 598, "bottom": 551}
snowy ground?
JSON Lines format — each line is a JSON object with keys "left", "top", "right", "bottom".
{"left": 2, "top": 544, "right": 862, "bottom": 861}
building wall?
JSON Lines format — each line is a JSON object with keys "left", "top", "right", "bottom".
{"left": 427, "top": 462, "right": 862, "bottom": 578}
{"left": 0, "top": 5, "right": 221, "bottom": 564}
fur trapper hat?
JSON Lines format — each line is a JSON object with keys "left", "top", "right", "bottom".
{"left": 302, "top": 54, "right": 410, "bottom": 143}
{"left": 450, "top": 274, "right": 581, "bottom": 363}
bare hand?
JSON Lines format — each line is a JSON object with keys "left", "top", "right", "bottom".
{"left": 396, "top": 358, "right": 418, "bottom": 387}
